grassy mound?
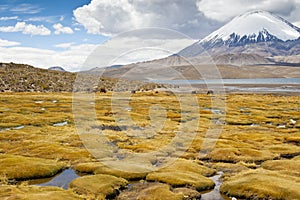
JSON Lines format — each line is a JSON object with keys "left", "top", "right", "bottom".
{"left": 0, "top": 185, "right": 81, "bottom": 200}
{"left": 262, "top": 159, "right": 300, "bottom": 177}
{"left": 146, "top": 171, "right": 214, "bottom": 191}
{"left": 69, "top": 174, "right": 128, "bottom": 199}
{"left": 0, "top": 154, "right": 65, "bottom": 180}
{"left": 117, "top": 182, "right": 183, "bottom": 200}
{"left": 146, "top": 159, "right": 215, "bottom": 191}
{"left": 220, "top": 169, "right": 300, "bottom": 199}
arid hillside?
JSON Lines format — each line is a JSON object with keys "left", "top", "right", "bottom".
{"left": 0, "top": 62, "right": 161, "bottom": 92}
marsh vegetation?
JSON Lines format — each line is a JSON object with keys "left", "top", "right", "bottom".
{"left": 0, "top": 92, "right": 299, "bottom": 199}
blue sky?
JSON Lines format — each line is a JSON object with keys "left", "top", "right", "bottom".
{"left": 0, "top": 0, "right": 299, "bottom": 71}
{"left": 0, "top": 0, "right": 107, "bottom": 50}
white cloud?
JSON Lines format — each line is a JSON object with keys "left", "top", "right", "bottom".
{"left": 197, "top": 0, "right": 298, "bottom": 22}
{"left": 54, "top": 42, "right": 74, "bottom": 49}
{"left": 0, "top": 5, "right": 9, "bottom": 12}
{"left": 0, "top": 16, "right": 18, "bottom": 21}
{"left": 82, "top": 33, "right": 196, "bottom": 69}
{"left": 0, "top": 34, "right": 195, "bottom": 72}
{"left": 0, "top": 22, "right": 51, "bottom": 36}
{"left": 0, "top": 39, "right": 20, "bottom": 47}
{"left": 10, "top": 3, "right": 42, "bottom": 14}
{"left": 53, "top": 23, "right": 74, "bottom": 35}
{"left": 26, "top": 16, "right": 57, "bottom": 23}
{"left": 73, "top": 0, "right": 220, "bottom": 38}
{"left": 73, "top": 0, "right": 300, "bottom": 39}
{"left": 0, "top": 44, "right": 98, "bottom": 72}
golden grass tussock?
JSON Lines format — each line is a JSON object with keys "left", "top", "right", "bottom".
{"left": 205, "top": 147, "right": 275, "bottom": 163}
{"left": 0, "top": 185, "right": 82, "bottom": 200}
{"left": 158, "top": 158, "right": 216, "bottom": 177}
{"left": 146, "top": 171, "right": 214, "bottom": 191}
{"left": 74, "top": 162, "right": 149, "bottom": 180}
{"left": 262, "top": 159, "right": 300, "bottom": 177}
{"left": 220, "top": 169, "right": 300, "bottom": 200}
{"left": 146, "top": 159, "right": 215, "bottom": 191}
{"left": 118, "top": 183, "right": 183, "bottom": 200}
{"left": 69, "top": 174, "right": 128, "bottom": 199}
{"left": 0, "top": 154, "right": 65, "bottom": 180}
{"left": 143, "top": 186, "right": 183, "bottom": 200}
{"left": 212, "top": 162, "right": 251, "bottom": 174}
{"left": 94, "top": 163, "right": 149, "bottom": 180}
{"left": 73, "top": 162, "right": 103, "bottom": 174}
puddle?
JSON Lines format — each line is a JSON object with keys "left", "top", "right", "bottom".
{"left": 29, "top": 169, "right": 80, "bottom": 189}
{"left": 277, "top": 124, "right": 286, "bottom": 129}
{"left": 201, "top": 172, "right": 231, "bottom": 200}
{"left": 13, "top": 125, "right": 25, "bottom": 130}
{"left": 53, "top": 121, "right": 68, "bottom": 127}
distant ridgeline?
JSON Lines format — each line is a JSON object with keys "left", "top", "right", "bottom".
{"left": 0, "top": 62, "right": 162, "bottom": 92}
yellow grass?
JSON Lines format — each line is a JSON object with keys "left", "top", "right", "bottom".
{"left": 0, "top": 154, "right": 65, "bottom": 180}
{"left": 221, "top": 169, "right": 300, "bottom": 199}
{"left": 0, "top": 185, "right": 82, "bottom": 200}
{"left": 69, "top": 174, "right": 128, "bottom": 199}
{"left": 0, "top": 92, "right": 300, "bottom": 199}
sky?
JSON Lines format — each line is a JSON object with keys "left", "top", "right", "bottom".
{"left": 0, "top": 0, "right": 300, "bottom": 71}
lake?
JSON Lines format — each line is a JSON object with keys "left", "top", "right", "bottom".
{"left": 155, "top": 78, "right": 300, "bottom": 85}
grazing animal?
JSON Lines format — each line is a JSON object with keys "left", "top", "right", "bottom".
{"left": 100, "top": 88, "right": 106, "bottom": 93}
{"left": 207, "top": 90, "right": 214, "bottom": 95}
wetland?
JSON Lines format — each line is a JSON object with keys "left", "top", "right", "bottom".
{"left": 0, "top": 92, "right": 299, "bottom": 199}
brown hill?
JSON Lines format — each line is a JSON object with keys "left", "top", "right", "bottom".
{"left": 0, "top": 62, "right": 161, "bottom": 92}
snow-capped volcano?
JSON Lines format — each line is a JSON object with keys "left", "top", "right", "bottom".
{"left": 201, "top": 10, "right": 300, "bottom": 45}
{"left": 179, "top": 10, "right": 300, "bottom": 57}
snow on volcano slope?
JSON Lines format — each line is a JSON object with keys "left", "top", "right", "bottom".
{"left": 201, "top": 10, "right": 300, "bottom": 44}
{"left": 178, "top": 10, "right": 300, "bottom": 57}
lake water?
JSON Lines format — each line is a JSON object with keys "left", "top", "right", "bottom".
{"left": 156, "top": 78, "right": 300, "bottom": 85}
{"left": 155, "top": 78, "right": 300, "bottom": 93}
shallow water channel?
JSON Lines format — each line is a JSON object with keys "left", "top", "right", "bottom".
{"left": 28, "top": 169, "right": 80, "bottom": 189}
{"left": 201, "top": 172, "right": 231, "bottom": 200}
{"left": 25, "top": 168, "right": 231, "bottom": 199}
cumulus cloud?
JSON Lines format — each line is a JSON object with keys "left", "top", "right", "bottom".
{"left": 0, "top": 44, "right": 98, "bottom": 72}
{"left": 197, "top": 0, "right": 298, "bottom": 22}
{"left": 82, "top": 29, "right": 196, "bottom": 69}
{"left": 74, "top": 0, "right": 300, "bottom": 38}
{"left": 0, "top": 30, "right": 195, "bottom": 71}
{"left": 53, "top": 23, "right": 74, "bottom": 35}
{"left": 73, "top": 0, "right": 221, "bottom": 38}
{"left": 0, "top": 22, "right": 51, "bottom": 36}
{"left": 0, "top": 39, "right": 20, "bottom": 47}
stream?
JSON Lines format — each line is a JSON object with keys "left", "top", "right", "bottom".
{"left": 28, "top": 169, "right": 80, "bottom": 189}
{"left": 201, "top": 171, "right": 231, "bottom": 200}
{"left": 24, "top": 169, "right": 232, "bottom": 199}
